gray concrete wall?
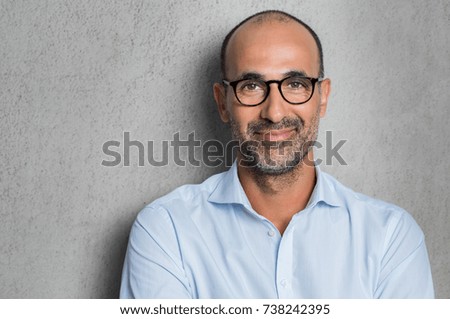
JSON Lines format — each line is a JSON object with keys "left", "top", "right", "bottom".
{"left": 1, "top": 0, "right": 449, "bottom": 298}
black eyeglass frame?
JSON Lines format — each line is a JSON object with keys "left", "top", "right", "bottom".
{"left": 222, "top": 76, "right": 322, "bottom": 107}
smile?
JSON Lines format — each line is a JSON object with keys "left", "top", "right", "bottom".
{"left": 257, "top": 128, "right": 296, "bottom": 142}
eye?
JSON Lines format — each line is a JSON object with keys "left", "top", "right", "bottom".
{"left": 288, "top": 81, "right": 303, "bottom": 89}
{"left": 284, "top": 77, "right": 311, "bottom": 90}
{"left": 238, "top": 80, "right": 264, "bottom": 92}
{"left": 243, "top": 83, "right": 258, "bottom": 90}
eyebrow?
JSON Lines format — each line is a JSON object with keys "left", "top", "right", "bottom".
{"left": 284, "top": 70, "right": 308, "bottom": 78}
{"left": 234, "top": 70, "right": 309, "bottom": 81}
{"left": 236, "top": 72, "right": 264, "bottom": 81}
{"left": 283, "top": 70, "right": 308, "bottom": 77}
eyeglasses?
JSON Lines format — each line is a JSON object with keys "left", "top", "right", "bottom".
{"left": 223, "top": 76, "right": 322, "bottom": 107}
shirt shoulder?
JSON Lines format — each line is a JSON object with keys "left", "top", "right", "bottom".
{"left": 322, "top": 171, "right": 408, "bottom": 213}
{"left": 320, "top": 170, "right": 424, "bottom": 244}
{"left": 137, "top": 169, "right": 227, "bottom": 220}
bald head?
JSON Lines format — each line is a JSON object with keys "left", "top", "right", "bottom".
{"left": 220, "top": 10, "right": 324, "bottom": 79}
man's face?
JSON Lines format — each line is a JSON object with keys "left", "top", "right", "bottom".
{"left": 215, "top": 19, "right": 330, "bottom": 174}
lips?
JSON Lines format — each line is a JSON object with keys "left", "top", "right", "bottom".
{"left": 257, "top": 128, "right": 296, "bottom": 141}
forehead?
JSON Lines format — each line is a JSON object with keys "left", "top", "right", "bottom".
{"left": 225, "top": 19, "right": 320, "bottom": 79}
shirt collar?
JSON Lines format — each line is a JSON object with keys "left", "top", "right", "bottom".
{"left": 208, "top": 161, "right": 253, "bottom": 209}
{"left": 307, "top": 165, "right": 343, "bottom": 208}
{"left": 208, "top": 161, "right": 343, "bottom": 209}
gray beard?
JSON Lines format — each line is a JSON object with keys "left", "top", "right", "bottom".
{"left": 230, "top": 113, "right": 319, "bottom": 176}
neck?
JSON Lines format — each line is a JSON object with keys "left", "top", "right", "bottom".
{"left": 237, "top": 151, "right": 317, "bottom": 234}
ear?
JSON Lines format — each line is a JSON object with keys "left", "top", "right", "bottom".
{"left": 213, "top": 82, "right": 230, "bottom": 123}
{"left": 318, "top": 78, "right": 331, "bottom": 118}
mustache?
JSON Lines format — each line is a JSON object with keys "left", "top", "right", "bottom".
{"left": 247, "top": 117, "right": 304, "bottom": 135}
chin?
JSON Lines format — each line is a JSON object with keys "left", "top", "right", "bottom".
{"left": 251, "top": 153, "right": 303, "bottom": 176}
{"left": 254, "top": 164, "right": 296, "bottom": 176}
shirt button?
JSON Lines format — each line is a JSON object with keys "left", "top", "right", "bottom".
{"left": 267, "top": 230, "right": 275, "bottom": 237}
{"left": 280, "top": 279, "right": 288, "bottom": 287}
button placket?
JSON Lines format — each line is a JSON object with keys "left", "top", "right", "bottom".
{"left": 275, "top": 225, "right": 295, "bottom": 298}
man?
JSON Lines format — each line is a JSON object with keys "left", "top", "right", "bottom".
{"left": 120, "top": 10, "right": 434, "bottom": 298}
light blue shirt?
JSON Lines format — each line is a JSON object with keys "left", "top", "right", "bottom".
{"left": 120, "top": 163, "right": 434, "bottom": 298}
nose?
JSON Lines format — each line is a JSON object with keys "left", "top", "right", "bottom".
{"left": 260, "top": 83, "right": 288, "bottom": 123}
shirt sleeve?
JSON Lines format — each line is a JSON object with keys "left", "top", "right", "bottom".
{"left": 120, "top": 206, "right": 192, "bottom": 298}
{"left": 374, "top": 209, "right": 434, "bottom": 298}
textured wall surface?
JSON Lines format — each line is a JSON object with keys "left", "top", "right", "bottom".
{"left": 1, "top": 0, "right": 449, "bottom": 298}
